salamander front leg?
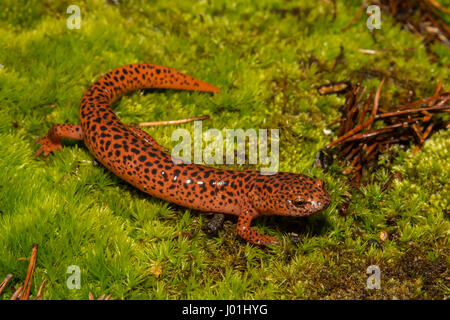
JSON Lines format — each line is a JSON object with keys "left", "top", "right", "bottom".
{"left": 237, "top": 207, "right": 280, "bottom": 245}
{"left": 35, "top": 124, "right": 83, "bottom": 157}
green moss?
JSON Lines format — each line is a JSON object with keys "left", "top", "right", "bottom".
{"left": 0, "top": 0, "right": 448, "bottom": 299}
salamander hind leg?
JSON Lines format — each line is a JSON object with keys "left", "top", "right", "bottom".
{"left": 35, "top": 124, "right": 83, "bottom": 157}
{"left": 237, "top": 207, "right": 280, "bottom": 246}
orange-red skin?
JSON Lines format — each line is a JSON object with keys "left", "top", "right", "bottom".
{"left": 35, "top": 64, "right": 331, "bottom": 245}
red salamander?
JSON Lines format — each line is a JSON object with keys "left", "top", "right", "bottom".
{"left": 35, "top": 63, "right": 331, "bottom": 245}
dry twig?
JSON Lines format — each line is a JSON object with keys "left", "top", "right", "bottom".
{"left": 20, "top": 244, "right": 38, "bottom": 300}
{"left": 137, "top": 115, "right": 210, "bottom": 127}
{"left": 0, "top": 274, "right": 13, "bottom": 295}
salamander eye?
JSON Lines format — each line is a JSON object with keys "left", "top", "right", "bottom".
{"left": 293, "top": 199, "right": 306, "bottom": 207}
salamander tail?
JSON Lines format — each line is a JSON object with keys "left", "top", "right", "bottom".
{"left": 91, "top": 63, "right": 220, "bottom": 104}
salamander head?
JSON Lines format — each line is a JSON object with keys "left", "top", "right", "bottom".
{"left": 248, "top": 172, "right": 331, "bottom": 217}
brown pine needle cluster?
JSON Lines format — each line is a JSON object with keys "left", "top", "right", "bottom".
{"left": 374, "top": 0, "right": 450, "bottom": 46}
{"left": 1, "top": 244, "right": 46, "bottom": 300}
{"left": 322, "top": 80, "right": 449, "bottom": 186}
